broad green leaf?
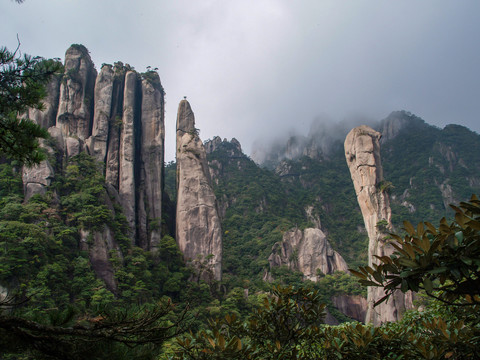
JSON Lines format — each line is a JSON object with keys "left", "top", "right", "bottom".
{"left": 403, "top": 221, "right": 416, "bottom": 235}
{"left": 423, "top": 277, "right": 433, "bottom": 294}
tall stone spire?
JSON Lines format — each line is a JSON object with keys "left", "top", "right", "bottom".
{"left": 175, "top": 100, "right": 222, "bottom": 281}
{"left": 345, "top": 125, "right": 412, "bottom": 325}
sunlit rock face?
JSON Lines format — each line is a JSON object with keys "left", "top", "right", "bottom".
{"left": 176, "top": 100, "right": 223, "bottom": 281}
{"left": 345, "top": 125, "right": 412, "bottom": 325}
{"left": 267, "top": 227, "right": 349, "bottom": 281}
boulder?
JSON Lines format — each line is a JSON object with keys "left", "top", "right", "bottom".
{"left": 268, "top": 227, "right": 348, "bottom": 281}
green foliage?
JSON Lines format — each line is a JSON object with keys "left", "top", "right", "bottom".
{"left": 377, "top": 180, "right": 394, "bottom": 193}
{"left": 0, "top": 46, "right": 63, "bottom": 165}
{"left": 0, "top": 299, "right": 189, "bottom": 360}
{"left": 352, "top": 194, "right": 480, "bottom": 307}
{"left": 141, "top": 70, "right": 165, "bottom": 94}
{"left": 0, "top": 152, "right": 192, "bottom": 359}
{"left": 382, "top": 112, "right": 480, "bottom": 227}
{"left": 59, "top": 153, "right": 113, "bottom": 230}
{"left": 169, "top": 285, "right": 326, "bottom": 359}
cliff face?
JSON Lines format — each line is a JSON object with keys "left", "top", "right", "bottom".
{"left": 267, "top": 227, "right": 348, "bottom": 281}
{"left": 344, "top": 125, "right": 412, "bottom": 325}
{"left": 22, "top": 45, "right": 166, "bottom": 285}
{"left": 379, "top": 112, "right": 480, "bottom": 217}
{"left": 56, "top": 45, "right": 97, "bottom": 153}
{"left": 26, "top": 45, "right": 164, "bottom": 251}
{"left": 137, "top": 75, "right": 165, "bottom": 250}
{"left": 332, "top": 295, "right": 367, "bottom": 322}
{"left": 176, "top": 100, "right": 223, "bottom": 281}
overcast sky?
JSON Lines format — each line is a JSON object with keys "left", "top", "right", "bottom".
{"left": 2, "top": 1, "right": 479, "bottom": 161}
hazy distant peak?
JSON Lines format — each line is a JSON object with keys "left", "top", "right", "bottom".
{"left": 204, "top": 136, "right": 244, "bottom": 156}
{"left": 378, "top": 110, "right": 429, "bottom": 142}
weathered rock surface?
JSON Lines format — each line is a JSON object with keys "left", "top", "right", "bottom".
{"left": 22, "top": 161, "right": 54, "bottom": 201}
{"left": 88, "top": 65, "right": 114, "bottom": 163}
{"left": 378, "top": 111, "right": 411, "bottom": 142}
{"left": 28, "top": 75, "right": 61, "bottom": 129}
{"left": 344, "top": 125, "right": 412, "bottom": 325}
{"left": 204, "top": 136, "right": 223, "bottom": 154}
{"left": 22, "top": 46, "right": 166, "bottom": 254}
{"left": 305, "top": 205, "right": 321, "bottom": 229}
{"left": 104, "top": 64, "right": 126, "bottom": 188}
{"left": 79, "top": 227, "right": 120, "bottom": 293}
{"left": 137, "top": 74, "right": 165, "bottom": 251}
{"left": 118, "top": 71, "right": 137, "bottom": 239}
{"left": 268, "top": 227, "right": 348, "bottom": 281}
{"left": 66, "top": 136, "right": 81, "bottom": 157}
{"left": 204, "top": 136, "right": 243, "bottom": 156}
{"left": 332, "top": 294, "right": 368, "bottom": 322}
{"left": 324, "top": 308, "right": 340, "bottom": 325}
{"left": 56, "top": 45, "right": 97, "bottom": 144}
{"left": 176, "top": 100, "right": 223, "bottom": 281}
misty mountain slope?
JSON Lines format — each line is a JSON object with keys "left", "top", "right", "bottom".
{"left": 380, "top": 111, "right": 480, "bottom": 227}
{"left": 166, "top": 111, "right": 480, "bottom": 283}
{"left": 163, "top": 136, "right": 366, "bottom": 282}
{"left": 204, "top": 138, "right": 309, "bottom": 280}
{"left": 260, "top": 143, "right": 366, "bottom": 269}
{"left": 246, "top": 111, "right": 480, "bottom": 269}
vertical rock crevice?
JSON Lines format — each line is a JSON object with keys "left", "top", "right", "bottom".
{"left": 105, "top": 63, "right": 126, "bottom": 189}
{"left": 135, "top": 73, "right": 164, "bottom": 251}
{"left": 118, "top": 71, "right": 138, "bottom": 241}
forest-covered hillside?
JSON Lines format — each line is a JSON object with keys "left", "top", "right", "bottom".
{"left": 166, "top": 111, "right": 480, "bottom": 277}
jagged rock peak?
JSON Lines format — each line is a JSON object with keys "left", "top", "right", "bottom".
{"left": 345, "top": 125, "right": 412, "bottom": 325}
{"left": 204, "top": 136, "right": 243, "bottom": 156}
{"left": 177, "top": 99, "right": 196, "bottom": 133}
{"left": 267, "top": 227, "right": 348, "bottom": 282}
{"left": 176, "top": 100, "right": 223, "bottom": 281}
{"left": 204, "top": 136, "right": 222, "bottom": 154}
{"left": 378, "top": 111, "right": 428, "bottom": 142}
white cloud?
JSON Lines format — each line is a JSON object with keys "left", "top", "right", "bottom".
{"left": 2, "top": 0, "right": 479, "bottom": 161}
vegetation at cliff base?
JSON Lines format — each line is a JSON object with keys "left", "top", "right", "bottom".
{"left": 165, "top": 196, "right": 480, "bottom": 359}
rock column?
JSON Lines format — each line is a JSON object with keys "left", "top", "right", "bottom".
{"left": 176, "top": 100, "right": 222, "bottom": 281}
{"left": 88, "top": 64, "right": 114, "bottom": 163}
{"left": 137, "top": 74, "right": 165, "bottom": 251}
{"left": 56, "top": 45, "right": 97, "bottom": 157}
{"left": 118, "top": 71, "right": 137, "bottom": 239}
{"left": 344, "top": 125, "right": 411, "bottom": 325}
